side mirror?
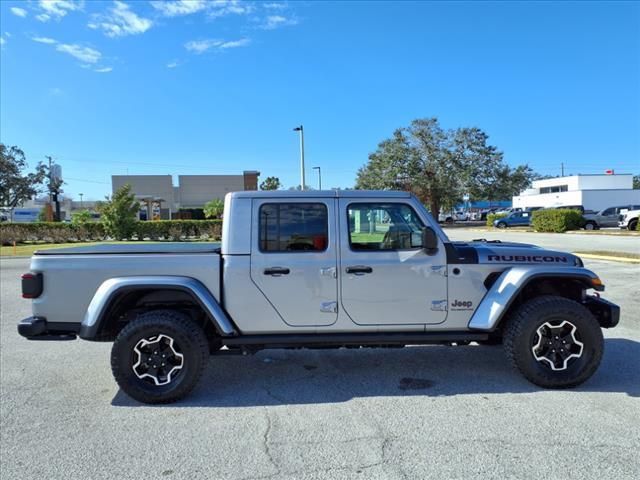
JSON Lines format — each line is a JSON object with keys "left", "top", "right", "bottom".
{"left": 421, "top": 227, "right": 439, "bottom": 254}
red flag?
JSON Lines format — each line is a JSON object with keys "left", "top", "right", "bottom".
{"left": 605, "top": 169, "right": 614, "bottom": 174}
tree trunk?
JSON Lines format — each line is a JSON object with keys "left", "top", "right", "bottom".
{"left": 429, "top": 198, "right": 440, "bottom": 218}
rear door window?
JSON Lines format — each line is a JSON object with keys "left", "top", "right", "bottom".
{"left": 259, "top": 203, "right": 328, "bottom": 252}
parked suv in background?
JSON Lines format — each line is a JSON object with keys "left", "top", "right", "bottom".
{"left": 493, "top": 210, "right": 532, "bottom": 228}
{"left": 583, "top": 205, "right": 640, "bottom": 230}
{"left": 619, "top": 209, "right": 639, "bottom": 231}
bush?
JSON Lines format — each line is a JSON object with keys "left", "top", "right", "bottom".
{"left": 486, "top": 213, "right": 507, "bottom": 227}
{"left": 71, "top": 209, "right": 93, "bottom": 225}
{"left": 98, "top": 184, "right": 140, "bottom": 240}
{"left": 531, "top": 209, "right": 584, "bottom": 233}
{"left": 0, "top": 222, "right": 106, "bottom": 245}
{"left": 0, "top": 220, "right": 222, "bottom": 244}
{"left": 131, "top": 220, "right": 222, "bottom": 241}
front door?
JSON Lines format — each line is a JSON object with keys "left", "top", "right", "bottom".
{"left": 339, "top": 200, "right": 448, "bottom": 325}
{"left": 250, "top": 198, "right": 338, "bottom": 327}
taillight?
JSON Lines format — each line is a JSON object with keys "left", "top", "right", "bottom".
{"left": 21, "top": 273, "right": 43, "bottom": 299}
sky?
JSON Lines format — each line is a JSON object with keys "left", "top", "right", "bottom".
{"left": 1, "top": 0, "right": 639, "bottom": 201}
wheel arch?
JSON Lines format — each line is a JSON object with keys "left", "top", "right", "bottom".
{"left": 469, "top": 267, "right": 602, "bottom": 332}
{"left": 79, "top": 276, "right": 237, "bottom": 341}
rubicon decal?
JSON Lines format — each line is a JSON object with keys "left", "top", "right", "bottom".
{"left": 487, "top": 254, "right": 568, "bottom": 263}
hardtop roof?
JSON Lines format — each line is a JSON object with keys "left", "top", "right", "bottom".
{"left": 229, "top": 190, "right": 412, "bottom": 199}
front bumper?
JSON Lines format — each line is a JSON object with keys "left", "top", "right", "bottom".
{"left": 18, "top": 317, "right": 79, "bottom": 340}
{"left": 584, "top": 296, "right": 620, "bottom": 329}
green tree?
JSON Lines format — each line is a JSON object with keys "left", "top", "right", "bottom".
{"left": 0, "top": 144, "right": 47, "bottom": 208}
{"left": 71, "top": 209, "right": 93, "bottom": 225}
{"left": 203, "top": 198, "right": 224, "bottom": 219}
{"left": 97, "top": 184, "right": 140, "bottom": 240}
{"left": 260, "top": 176, "right": 281, "bottom": 190}
{"left": 633, "top": 175, "right": 639, "bottom": 189}
{"left": 356, "top": 118, "right": 515, "bottom": 215}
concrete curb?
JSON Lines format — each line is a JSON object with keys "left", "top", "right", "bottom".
{"left": 574, "top": 253, "right": 640, "bottom": 264}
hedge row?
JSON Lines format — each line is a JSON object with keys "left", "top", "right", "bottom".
{"left": 486, "top": 213, "right": 508, "bottom": 227}
{"left": 531, "top": 209, "right": 584, "bottom": 233}
{"left": 0, "top": 220, "right": 222, "bottom": 245}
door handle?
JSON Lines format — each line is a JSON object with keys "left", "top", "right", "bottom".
{"left": 264, "top": 267, "right": 290, "bottom": 276}
{"left": 346, "top": 265, "right": 373, "bottom": 275}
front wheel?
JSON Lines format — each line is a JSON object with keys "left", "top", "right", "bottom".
{"left": 584, "top": 222, "right": 597, "bottom": 230}
{"left": 496, "top": 222, "right": 507, "bottom": 229}
{"left": 628, "top": 219, "right": 638, "bottom": 231}
{"left": 503, "top": 296, "right": 603, "bottom": 388}
{"left": 111, "top": 310, "right": 209, "bottom": 404}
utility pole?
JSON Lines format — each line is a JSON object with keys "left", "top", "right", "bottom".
{"left": 313, "top": 166, "right": 322, "bottom": 190}
{"left": 46, "top": 155, "right": 61, "bottom": 222}
{"left": 561, "top": 162, "right": 565, "bottom": 177}
{"left": 79, "top": 193, "right": 84, "bottom": 209}
{"left": 293, "top": 125, "right": 305, "bottom": 190}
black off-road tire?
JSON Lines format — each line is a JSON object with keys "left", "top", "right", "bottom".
{"left": 111, "top": 310, "right": 209, "bottom": 404}
{"left": 628, "top": 219, "right": 638, "bottom": 231}
{"left": 503, "top": 296, "right": 603, "bottom": 388}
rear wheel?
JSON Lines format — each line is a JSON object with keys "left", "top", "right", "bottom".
{"left": 503, "top": 296, "right": 603, "bottom": 388}
{"left": 496, "top": 222, "right": 507, "bottom": 229}
{"left": 111, "top": 310, "right": 209, "bottom": 404}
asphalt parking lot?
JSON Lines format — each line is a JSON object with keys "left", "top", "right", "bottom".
{"left": 1, "top": 255, "right": 639, "bottom": 480}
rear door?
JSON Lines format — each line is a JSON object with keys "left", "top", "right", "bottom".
{"left": 339, "top": 200, "right": 448, "bottom": 326}
{"left": 250, "top": 198, "right": 338, "bottom": 327}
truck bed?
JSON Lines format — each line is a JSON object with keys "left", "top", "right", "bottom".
{"left": 30, "top": 244, "right": 221, "bottom": 325}
{"left": 34, "top": 242, "right": 221, "bottom": 255}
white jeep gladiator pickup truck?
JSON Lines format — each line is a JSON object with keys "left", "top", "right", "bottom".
{"left": 18, "top": 191, "right": 619, "bottom": 403}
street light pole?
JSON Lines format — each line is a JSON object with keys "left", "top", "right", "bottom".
{"left": 79, "top": 193, "right": 84, "bottom": 209}
{"left": 293, "top": 125, "right": 305, "bottom": 190}
{"left": 312, "top": 166, "right": 321, "bottom": 190}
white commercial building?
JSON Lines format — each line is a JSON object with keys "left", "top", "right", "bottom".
{"left": 512, "top": 174, "right": 639, "bottom": 211}
{"left": 112, "top": 172, "right": 260, "bottom": 219}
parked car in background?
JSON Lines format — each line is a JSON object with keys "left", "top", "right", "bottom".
{"left": 479, "top": 208, "right": 500, "bottom": 220}
{"left": 493, "top": 210, "right": 532, "bottom": 228}
{"left": 619, "top": 209, "right": 639, "bottom": 231}
{"left": 438, "top": 211, "right": 469, "bottom": 223}
{"left": 495, "top": 207, "right": 522, "bottom": 215}
{"left": 583, "top": 205, "right": 640, "bottom": 230}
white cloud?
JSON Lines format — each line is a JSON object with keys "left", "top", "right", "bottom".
{"left": 10, "top": 7, "right": 28, "bottom": 17}
{"left": 219, "top": 38, "right": 250, "bottom": 49}
{"left": 166, "top": 60, "right": 179, "bottom": 68}
{"left": 94, "top": 66, "right": 113, "bottom": 73}
{"left": 185, "top": 37, "right": 250, "bottom": 54}
{"left": 37, "top": 1, "right": 83, "bottom": 21}
{"left": 152, "top": 0, "right": 254, "bottom": 19}
{"left": 49, "top": 87, "right": 64, "bottom": 96}
{"left": 56, "top": 43, "right": 101, "bottom": 63}
{"left": 32, "top": 36, "right": 58, "bottom": 44}
{"left": 263, "top": 3, "right": 287, "bottom": 10}
{"left": 260, "top": 14, "right": 297, "bottom": 30}
{"left": 151, "top": 0, "right": 207, "bottom": 17}
{"left": 89, "top": 1, "right": 152, "bottom": 37}
{"left": 0, "top": 37, "right": 5, "bottom": 46}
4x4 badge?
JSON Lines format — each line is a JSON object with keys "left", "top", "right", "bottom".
{"left": 431, "top": 300, "right": 447, "bottom": 311}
